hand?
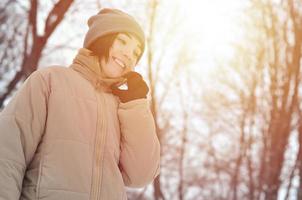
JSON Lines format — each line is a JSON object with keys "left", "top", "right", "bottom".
{"left": 111, "top": 71, "right": 149, "bottom": 103}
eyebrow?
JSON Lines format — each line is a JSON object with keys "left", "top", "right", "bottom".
{"left": 122, "top": 33, "right": 142, "bottom": 50}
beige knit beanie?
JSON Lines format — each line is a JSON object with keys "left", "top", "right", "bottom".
{"left": 83, "top": 8, "right": 145, "bottom": 53}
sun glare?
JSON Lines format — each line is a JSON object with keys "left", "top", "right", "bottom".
{"left": 182, "top": 0, "right": 246, "bottom": 79}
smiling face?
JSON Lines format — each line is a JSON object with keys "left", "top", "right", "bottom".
{"left": 100, "top": 33, "right": 142, "bottom": 78}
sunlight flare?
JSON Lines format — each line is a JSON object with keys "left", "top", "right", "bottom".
{"left": 181, "top": 0, "right": 246, "bottom": 78}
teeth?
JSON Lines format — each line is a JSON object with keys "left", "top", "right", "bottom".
{"left": 114, "top": 58, "right": 125, "bottom": 69}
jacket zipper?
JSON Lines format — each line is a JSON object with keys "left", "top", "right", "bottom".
{"left": 90, "top": 92, "right": 108, "bottom": 199}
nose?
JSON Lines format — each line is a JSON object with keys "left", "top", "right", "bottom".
{"left": 122, "top": 47, "right": 132, "bottom": 60}
{"left": 122, "top": 51, "right": 131, "bottom": 61}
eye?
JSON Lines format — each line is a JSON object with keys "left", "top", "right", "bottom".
{"left": 134, "top": 52, "right": 139, "bottom": 58}
{"left": 117, "top": 38, "right": 126, "bottom": 45}
{"left": 134, "top": 49, "right": 141, "bottom": 58}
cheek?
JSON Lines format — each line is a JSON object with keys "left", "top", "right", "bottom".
{"left": 110, "top": 42, "right": 121, "bottom": 53}
{"left": 106, "top": 58, "right": 124, "bottom": 76}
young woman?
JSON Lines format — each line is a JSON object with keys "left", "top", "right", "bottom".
{"left": 0, "top": 8, "right": 160, "bottom": 200}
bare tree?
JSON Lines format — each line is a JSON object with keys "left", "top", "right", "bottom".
{"left": 0, "top": 0, "right": 74, "bottom": 108}
{"left": 199, "top": 0, "right": 302, "bottom": 199}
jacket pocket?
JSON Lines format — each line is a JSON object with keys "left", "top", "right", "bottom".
{"left": 37, "top": 140, "right": 92, "bottom": 194}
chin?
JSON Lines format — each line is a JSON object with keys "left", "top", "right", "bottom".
{"left": 109, "top": 68, "right": 124, "bottom": 78}
{"left": 107, "top": 72, "right": 123, "bottom": 78}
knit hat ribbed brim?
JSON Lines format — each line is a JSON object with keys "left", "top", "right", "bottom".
{"left": 83, "top": 8, "right": 145, "bottom": 53}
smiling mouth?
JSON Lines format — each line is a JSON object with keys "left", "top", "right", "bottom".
{"left": 113, "top": 57, "right": 126, "bottom": 69}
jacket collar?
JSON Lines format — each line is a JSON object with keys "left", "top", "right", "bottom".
{"left": 70, "top": 48, "right": 125, "bottom": 93}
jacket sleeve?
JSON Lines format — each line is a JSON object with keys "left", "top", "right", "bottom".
{"left": 0, "top": 71, "right": 49, "bottom": 199}
{"left": 118, "top": 98, "right": 160, "bottom": 188}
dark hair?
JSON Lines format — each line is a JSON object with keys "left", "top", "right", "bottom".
{"left": 88, "top": 33, "right": 118, "bottom": 62}
{"left": 88, "top": 33, "right": 144, "bottom": 63}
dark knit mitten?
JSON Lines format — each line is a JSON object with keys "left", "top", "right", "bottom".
{"left": 111, "top": 71, "right": 149, "bottom": 103}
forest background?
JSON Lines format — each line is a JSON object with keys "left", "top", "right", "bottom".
{"left": 1, "top": 0, "right": 302, "bottom": 199}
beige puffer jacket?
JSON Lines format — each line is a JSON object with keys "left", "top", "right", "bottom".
{"left": 0, "top": 49, "right": 160, "bottom": 200}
